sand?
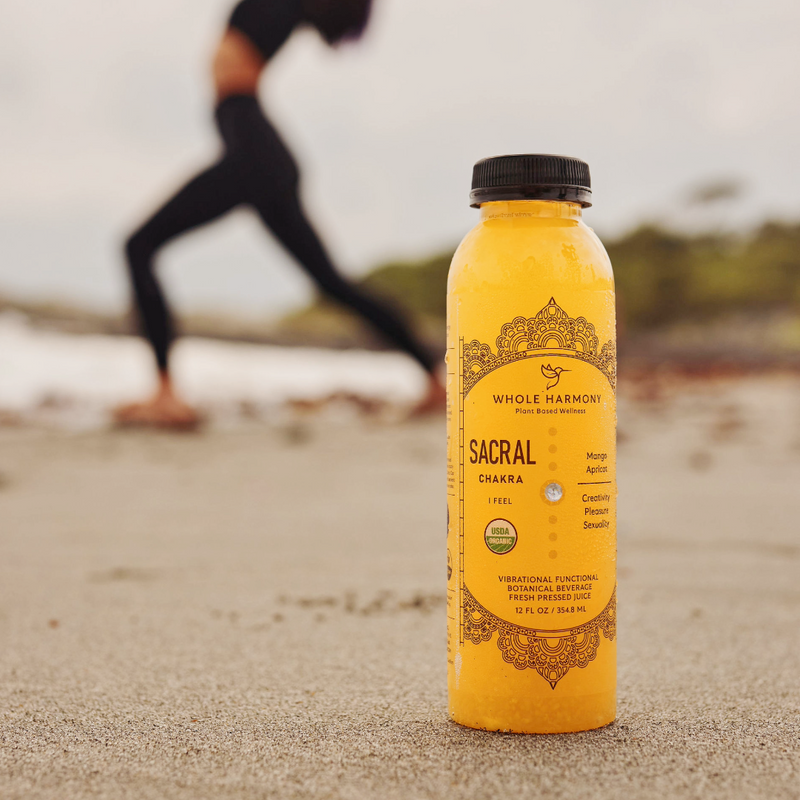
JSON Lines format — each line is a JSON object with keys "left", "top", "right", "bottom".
{"left": 1, "top": 374, "right": 799, "bottom": 799}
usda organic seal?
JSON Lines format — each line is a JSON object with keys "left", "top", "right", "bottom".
{"left": 484, "top": 519, "right": 517, "bottom": 555}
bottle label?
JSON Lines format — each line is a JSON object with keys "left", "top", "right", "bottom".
{"left": 448, "top": 297, "right": 617, "bottom": 689}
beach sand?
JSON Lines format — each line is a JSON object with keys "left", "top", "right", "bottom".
{"left": 1, "top": 374, "right": 799, "bottom": 799}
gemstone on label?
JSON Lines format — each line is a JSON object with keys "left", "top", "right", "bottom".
{"left": 544, "top": 482, "right": 564, "bottom": 502}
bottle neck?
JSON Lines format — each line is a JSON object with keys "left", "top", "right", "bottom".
{"left": 479, "top": 200, "right": 583, "bottom": 221}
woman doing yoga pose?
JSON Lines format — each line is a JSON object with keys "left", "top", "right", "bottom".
{"left": 117, "top": 0, "right": 444, "bottom": 426}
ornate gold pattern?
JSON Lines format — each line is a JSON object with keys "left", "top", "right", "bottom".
{"left": 462, "top": 298, "right": 616, "bottom": 395}
{"left": 463, "top": 586, "right": 616, "bottom": 689}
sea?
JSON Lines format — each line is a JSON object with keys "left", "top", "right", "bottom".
{"left": 0, "top": 312, "right": 427, "bottom": 429}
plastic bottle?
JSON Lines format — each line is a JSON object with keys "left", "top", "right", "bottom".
{"left": 446, "top": 154, "right": 616, "bottom": 733}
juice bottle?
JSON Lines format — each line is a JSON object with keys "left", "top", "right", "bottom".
{"left": 446, "top": 154, "right": 616, "bottom": 733}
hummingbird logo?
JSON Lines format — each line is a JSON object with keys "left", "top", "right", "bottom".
{"left": 541, "top": 364, "right": 569, "bottom": 390}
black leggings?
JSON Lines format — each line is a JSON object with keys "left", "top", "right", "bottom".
{"left": 125, "top": 94, "right": 435, "bottom": 374}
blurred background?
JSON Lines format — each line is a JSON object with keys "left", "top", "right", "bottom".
{"left": 2, "top": 5, "right": 800, "bottom": 793}
{"left": 3, "top": 0, "right": 800, "bottom": 425}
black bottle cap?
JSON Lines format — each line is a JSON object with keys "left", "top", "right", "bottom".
{"left": 470, "top": 154, "right": 592, "bottom": 208}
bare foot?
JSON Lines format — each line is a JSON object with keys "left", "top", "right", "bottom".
{"left": 411, "top": 374, "right": 447, "bottom": 417}
{"left": 114, "top": 373, "right": 202, "bottom": 431}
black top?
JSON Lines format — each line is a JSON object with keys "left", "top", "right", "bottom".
{"left": 228, "top": 0, "right": 306, "bottom": 60}
{"left": 470, "top": 154, "right": 593, "bottom": 208}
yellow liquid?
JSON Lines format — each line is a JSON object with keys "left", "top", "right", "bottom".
{"left": 446, "top": 200, "right": 617, "bottom": 733}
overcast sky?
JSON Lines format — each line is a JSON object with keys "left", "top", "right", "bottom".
{"left": 2, "top": 0, "right": 799, "bottom": 317}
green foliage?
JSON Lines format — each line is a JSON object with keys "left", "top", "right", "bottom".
{"left": 286, "top": 220, "right": 800, "bottom": 342}
{"left": 608, "top": 222, "right": 800, "bottom": 329}
{"left": 281, "top": 251, "right": 453, "bottom": 348}
{"left": 12, "top": 219, "right": 800, "bottom": 351}
{"left": 607, "top": 227, "right": 694, "bottom": 328}
{"left": 358, "top": 252, "right": 452, "bottom": 319}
